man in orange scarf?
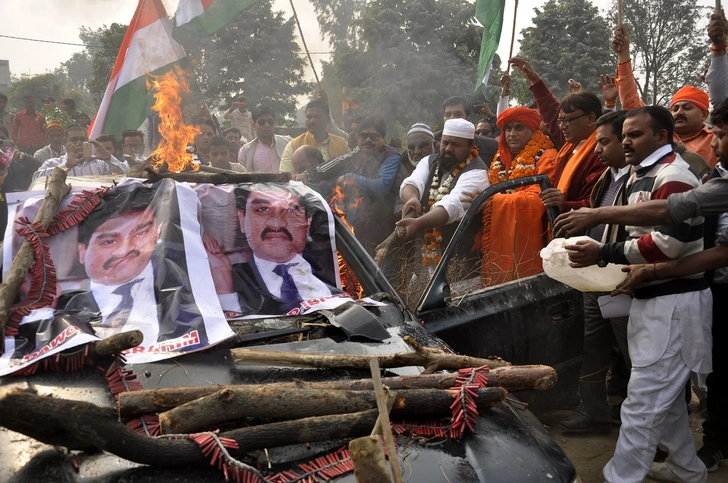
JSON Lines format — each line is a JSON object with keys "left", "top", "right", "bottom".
{"left": 612, "top": 25, "right": 717, "bottom": 167}
{"left": 509, "top": 58, "right": 607, "bottom": 214}
{"left": 481, "top": 107, "right": 558, "bottom": 285}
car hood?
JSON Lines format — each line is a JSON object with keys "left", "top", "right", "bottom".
{"left": 1, "top": 322, "right": 575, "bottom": 483}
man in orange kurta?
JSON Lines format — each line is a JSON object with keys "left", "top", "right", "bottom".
{"left": 612, "top": 24, "right": 718, "bottom": 168}
{"left": 481, "top": 107, "right": 558, "bottom": 285}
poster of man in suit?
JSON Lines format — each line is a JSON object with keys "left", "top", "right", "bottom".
{"left": 0, "top": 179, "right": 233, "bottom": 375}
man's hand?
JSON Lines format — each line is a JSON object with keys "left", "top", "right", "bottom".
{"left": 568, "top": 79, "right": 583, "bottom": 94}
{"left": 292, "top": 173, "right": 309, "bottom": 183}
{"left": 66, "top": 142, "right": 85, "bottom": 169}
{"left": 500, "top": 72, "right": 512, "bottom": 95}
{"left": 90, "top": 140, "right": 112, "bottom": 161}
{"left": 611, "top": 264, "right": 652, "bottom": 296}
{"left": 508, "top": 57, "right": 541, "bottom": 85}
{"left": 554, "top": 208, "right": 600, "bottom": 238}
{"left": 565, "top": 239, "right": 599, "bottom": 268}
{"left": 203, "top": 234, "right": 234, "bottom": 294}
{"left": 401, "top": 198, "right": 423, "bottom": 218}
{"left": 599, "top": 74, "right": 618, "bottom": 105}
{"left": 539, "top": 188, "right": 565, "bottom": 212}
{"left": 474, "top": 102, "right": 495, "bottom": 119}
{"left": 611, "top": 25, "right": 631, "bottom": 62}
{"left": 709, "top": 12, "right": 728, "bottom": 51}
{"left": 395, "top": 216, "right": 420, "bottom": 240}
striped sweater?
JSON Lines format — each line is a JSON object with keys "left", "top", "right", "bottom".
{"left": 601, "top": 150, "right": 704, "bottom": 277}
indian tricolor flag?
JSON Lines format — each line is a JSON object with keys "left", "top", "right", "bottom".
{"left": 173, "top": 0, "right": 261, "bottom": 47}
{"left": 89, "top": 0, "right": 188, "bottom": 140}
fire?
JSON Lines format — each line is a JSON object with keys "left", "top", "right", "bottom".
{"left": 146, "top": 66, "right": 200, "bottom": 173}
{"left": 330, "top": 178, "right": 364, "bottom": 298}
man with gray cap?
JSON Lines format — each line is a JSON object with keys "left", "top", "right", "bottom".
{"left": 397, "top": 118, "right": 489, "bottom": 266}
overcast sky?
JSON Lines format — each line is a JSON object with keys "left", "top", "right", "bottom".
{"left": 0, "top": 0, "right": 716, "bottom": 90}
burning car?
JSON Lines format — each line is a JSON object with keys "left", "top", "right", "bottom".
{"left": 0, "top": 173, "right": 580, "bottom": 482}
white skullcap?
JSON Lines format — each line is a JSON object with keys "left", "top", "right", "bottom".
{"left": 407, "top": 122, "right": 434, "bottom": 138}
{"left": 442, "top": 118, "right": 475, "bottom": 140}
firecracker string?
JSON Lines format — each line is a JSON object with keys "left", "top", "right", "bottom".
{"left": 47, "top": 187, "right": 111, "bottom": 236}
{"left": 104, "top": 354, "right": 160, "bottom": 437}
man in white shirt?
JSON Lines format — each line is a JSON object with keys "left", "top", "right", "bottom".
{"left": 33, "top": 121, "right": 66, "bottom": 163}
{"left": 237, "top": 105, "right": 290, "bottom": 173}
{"left": 33, "top": 124, "right": 129, "bottom": 179}
{"left": 206, "top": 185, "right": 337, "bottom": 316}
{"left": 223, "top": 95, "right": 254, "bottom": 141}
{"left": 397, "top": 118, "right": 489, "bottom": 264}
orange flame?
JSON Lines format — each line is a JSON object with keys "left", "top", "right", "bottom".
{"left": 329, "top": 177, "right": 362, "bottom": 234}
{"left": 146, "top": 66, "right": 200, "bottom": 173}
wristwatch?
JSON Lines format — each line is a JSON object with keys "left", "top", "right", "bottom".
{"left": 596, "top": 244, "right": 608, "bottom": 268}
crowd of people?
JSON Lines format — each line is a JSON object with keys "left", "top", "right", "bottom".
{"left": 2, "top": 10, "right": 728, "bottom": 483}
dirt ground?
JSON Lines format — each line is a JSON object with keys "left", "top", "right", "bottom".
{"left": 540, "top": 397, "right": 728, "bottom": 483}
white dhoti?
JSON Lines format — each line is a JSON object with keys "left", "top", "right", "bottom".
{"left": 603, "top": 288, "right": 712, "bottom": 483}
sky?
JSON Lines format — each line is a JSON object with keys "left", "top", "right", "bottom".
{"left": 0, "top": 0, "right": 717, "bottom": 94}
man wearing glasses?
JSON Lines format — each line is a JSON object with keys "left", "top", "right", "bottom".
{"left": 295, "top": 117, "right": 400, "bottom": 254}
{"left": 121, "top": 130, "right": 146, "bottom": 167}
{"left": 238, "top": 105, "right": 291, "bottom": 173}
{"left": 509, "top": 57, "right": 606, "bottom": 214}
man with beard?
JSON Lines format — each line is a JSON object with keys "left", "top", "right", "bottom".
{"left": 205, "top": 185, "right": 337, "bottom": 316}
{"left": 393, "top": 123, "right": 434, "bottom": 220}
{"left": 279, "top": 100, "right": 349, "bottom": 174}
{"left": 295, "top": 117, "right": 399, "bottom": 253}
{"left": 613, "top": 24, "right": 718, "bottom": 167}
{"left": 559, "top": 107, "right": 710, "bottom": 483}
{"left": 59, "top": 184, "right": 206, "bottom": 347}
{"left": 397, "top": 118, "right": 489, "bottom": 267}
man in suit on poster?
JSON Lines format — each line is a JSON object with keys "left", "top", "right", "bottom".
{"left": 206, "top": 184, "right": 339, "bottom": 316}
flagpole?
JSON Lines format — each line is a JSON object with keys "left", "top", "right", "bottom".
{"left": 289, "top": 0, "right": 321, "bottom": 88}
{"left": 618, "top": 0, "right": 623, "bottom": 24}
{"left": 506, "top": 0, "right": 519, "bottom": 74}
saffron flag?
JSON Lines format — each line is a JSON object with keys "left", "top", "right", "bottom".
{"left": 173, "top": 0, "right": 261, "bottom": 47}
{"left": 89, "top": 0, "right": 188, "bottom": 140}
{"left": 475, "top": 0, "right": 506, "bottom": 91}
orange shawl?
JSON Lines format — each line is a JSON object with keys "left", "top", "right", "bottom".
{"left": 555, "top": 131, "right": 598, "bottom": 195}
{"left": 481, "top": 148, "right": 558, "bottom": 286}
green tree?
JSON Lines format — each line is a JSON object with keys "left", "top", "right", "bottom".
{"left": 188, "top": 2, "right": 311, "bottom": 125}
{"left": 6, "top": 74, "right": 65, "bottom": 111}
{"left": 87, "top": 23, "right": 128, "bottom": 105}
{"left": 325, "top": 0, "right": 484, "bottom": 131}
{"left": 616, "top": 0, "right": 709, "bottom": 106}
{"left": 309, "top": 0, "right": 367, "bottom": 49}
{"left": 513, "top": 0, "right": 613, "bottom": 104}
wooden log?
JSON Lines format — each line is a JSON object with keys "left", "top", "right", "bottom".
{"left": 90, "top": 330, "right": 143, "bottom": 358}
{"left": 349, "top": 436, "right": 391, "bottom": 483}
{"left": 0, "top": 386, "right": 382, "bottom": 466}
{"left": 0, "top": 167, "right": 70, "bottom": 353}
{"left": 118, "top": 365, "right": 552, "bottom": 417}
{"left": 144, "top": 167, "right": 291, "bottom": 185}
{"left": 374, "top": 212, "right": 413, "bottom": 266}
{"left": 158, "top": 385, "right": 507, "bottom": 435}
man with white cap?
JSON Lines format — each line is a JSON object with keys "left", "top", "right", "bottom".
{"left": 392, "top": 122, "right": 435, "bottom": 220}
{"left": 397, "top": 118, "right": 489, "bottom": 266}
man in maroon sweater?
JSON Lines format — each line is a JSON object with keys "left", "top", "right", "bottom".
{"left": 509, "top": 58, "right": 606, "bottom": 212}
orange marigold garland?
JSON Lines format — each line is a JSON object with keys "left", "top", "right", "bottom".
{"left": 488, "top": 130, "right": 554, "bottom": 186}
{"left": 422, "top": 145, "right": 479, "bottom": 266}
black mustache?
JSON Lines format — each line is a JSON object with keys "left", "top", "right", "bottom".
{"left": 104, "top": 250, "right": 141, "bottom": 269}
{"left": 674, "top": 115, "right": 687, "bottom": 122}
{"left": 261, "top": 227, "right": 292, "bottom": 241}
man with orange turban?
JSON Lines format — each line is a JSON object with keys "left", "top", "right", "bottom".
{"left": 613, "top": 25, "right": 718, "bottom": 167}
{"left": 33, "top": 121, "right": 66, "bottom": 163}
{"left": 480, "top": 107, "right": 558, "bottom": 285}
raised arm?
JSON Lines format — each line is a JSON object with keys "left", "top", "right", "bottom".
{"left": 706, "top": 12, "right": 728, "bottom": 106}
{"left": 612, "top": 24, "right": 646, "bottom": 110}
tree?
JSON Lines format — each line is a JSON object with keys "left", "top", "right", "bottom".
{"left": 5, "top": 74, "right": 65, "bottom": 111}
{"left": 617, "top": 0, "right": 709, "bottom": 106}
{"left": 513, "top": 0, "right": 613, "bottom": 104}
{"left": 188, "top": 2, "right": 311, "bottom": 125}
{"left": 309, "top": 0, "right": 367, "bottom": 49}
{"left": 87, "top": 24, "right": 128, "bottom": 105}
{"left": 323, "top": 0, "right": 485, "bottom": 131}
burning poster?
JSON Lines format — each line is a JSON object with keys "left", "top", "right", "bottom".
{"left": 0, "top": 179, "right": 234, "bottom": 375}
{"left": 195, "top": 182, "right": 382, "bottom": 319}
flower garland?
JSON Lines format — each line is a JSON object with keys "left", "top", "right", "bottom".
{"left": 422, "top": 145, "right": 479, "bottom": 266}
{"left": 488, "top": 129, "right": 554, "bottom": 186}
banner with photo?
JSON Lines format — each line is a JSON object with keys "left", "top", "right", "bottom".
{"left": 0, "top": 179, "right": 234, "bottom": 375}
{"left": 0, "top": 179, "right": 381, "bottom": 376}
